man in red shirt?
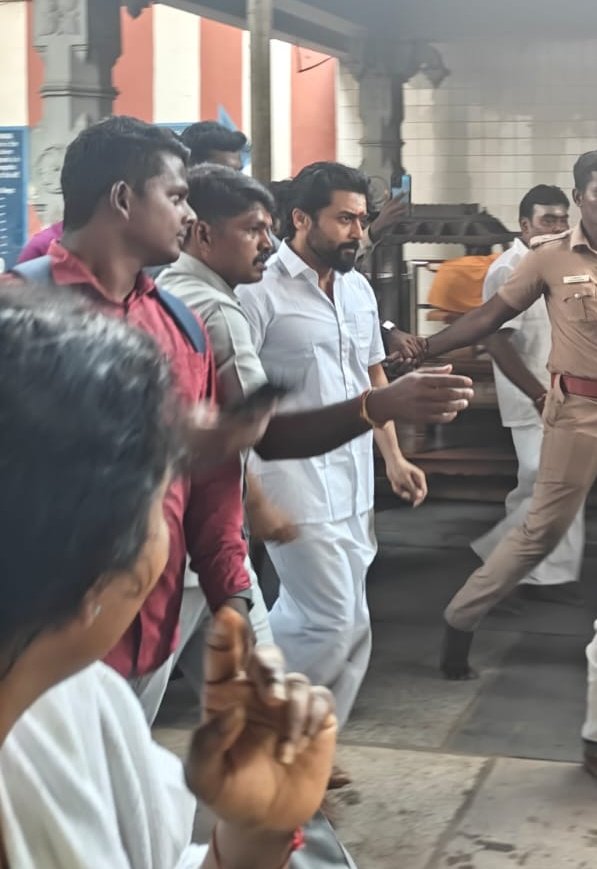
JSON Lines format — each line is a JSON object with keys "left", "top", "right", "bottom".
{"left": 5, "top": 117, "right": 255, "bottom": 721}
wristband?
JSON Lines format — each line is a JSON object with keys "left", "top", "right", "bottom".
{"left": 211, "top": 823, "right": 304, "bottom": 869}
{"left": 359, "top": 388, "right": 384, "bottom": 429}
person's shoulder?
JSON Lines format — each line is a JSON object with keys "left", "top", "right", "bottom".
{"left": 529, "top": 229, "right": 572, "bottom": 251}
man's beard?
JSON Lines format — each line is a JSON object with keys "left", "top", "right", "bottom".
{"left": 307, "top": 230, "right": 358, "bottom": 274}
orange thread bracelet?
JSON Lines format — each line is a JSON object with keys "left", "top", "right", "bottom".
{"left": 359, "top": 388, "right": 384, "bottom": 429}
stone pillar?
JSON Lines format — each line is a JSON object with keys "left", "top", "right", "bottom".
{"left": 348, "top": 37, "right": 449, "bottom": 186}
{"left": 247, "top": 0, "right": 273, "bottom": 183}
{"left": 30, "top": 0, "right": 123, "bottom": 223}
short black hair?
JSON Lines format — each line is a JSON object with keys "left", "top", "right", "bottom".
{"left": 0, "top": 288, "right": 181, "bottom": 674}
{"left": 180, "top": 121, "right": 247, "bottom": 166}
{"left": 186, "top": 164, "right": 274, "bottom": 223}
{"left": 287, "top": 161, "right": 370, "bottom": 239}
{"left": 519, "top": 185, "right": 570, "bottom": 221}
{"left": 268, "top": 179, "right": 293, "bottom": 238}
{"left": 573, "top": 151, "right": 597, "bottom": 192}
{"left": 61, "top": 115, "right": 189, "bottom": 230}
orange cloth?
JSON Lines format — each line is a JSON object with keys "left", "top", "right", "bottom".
{"left": 427, "top": 254, "right": 500, "bottom": 313}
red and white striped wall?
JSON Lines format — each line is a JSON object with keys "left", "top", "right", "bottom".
{"left": 0, "top": 1, "right": 342, "bottom": 181}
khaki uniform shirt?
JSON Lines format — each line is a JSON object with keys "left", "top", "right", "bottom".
{"left": 498, "top": 224, "right": 597, "bottom": 379}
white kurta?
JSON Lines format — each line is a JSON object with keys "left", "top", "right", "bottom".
{"left": 236, "top": 242, "right": 385, "bottom": 727}
{"left": 0, "top": 663, "right": 207, "bottom": 869}
{"left": 471, "top": 238, "right": 584, "bottom": 587}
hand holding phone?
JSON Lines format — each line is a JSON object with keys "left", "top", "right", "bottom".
{"left": 226, "top": 381, "right": 292, "bottom": 417}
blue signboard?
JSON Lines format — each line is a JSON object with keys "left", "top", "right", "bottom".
{"left": 0, "top": 127, "right": 27, "bottom": 271}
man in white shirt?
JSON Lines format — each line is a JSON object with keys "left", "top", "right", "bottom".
{"left": 236, "top": 162, "right": 428, "bottom": 744}
{"left": 471, "top": 185, "right": 584, "bottom": 604}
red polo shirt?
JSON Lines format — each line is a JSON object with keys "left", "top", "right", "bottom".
{"left": 7, "top": 241, "right": 250, "bottom": 676}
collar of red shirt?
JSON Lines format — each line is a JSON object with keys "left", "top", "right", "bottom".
{"left": 48, "top": 239, "right": 155, "bottom": 303}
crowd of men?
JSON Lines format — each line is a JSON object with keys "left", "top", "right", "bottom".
{"left": 2, "top": 113, "right": 597, "bottom": 866}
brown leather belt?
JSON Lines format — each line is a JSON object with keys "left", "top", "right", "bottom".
{"left": 551, "top": 373, "right": 597, "bottom": 398}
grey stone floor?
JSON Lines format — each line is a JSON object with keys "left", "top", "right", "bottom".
{"left": 155, "top": 500, "right": 597, "bottom": 868}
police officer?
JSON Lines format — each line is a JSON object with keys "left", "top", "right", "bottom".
{"left": 399, "top": 150, "right": 597, "bottom": 774}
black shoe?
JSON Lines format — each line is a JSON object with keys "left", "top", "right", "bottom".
{"left": 440, "top": 622, "right": 478, "bottom": 680}
{"left": 583, "top": 739, "right": 597, "bottom": 779}
{"left": 519, "top": 583, "right": 584, "bottom": 606}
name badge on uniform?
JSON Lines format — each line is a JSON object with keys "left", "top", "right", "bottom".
{"left": 563, "top": 274, "right": 591, "bottom": 284}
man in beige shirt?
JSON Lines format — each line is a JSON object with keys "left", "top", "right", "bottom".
{"left": 399, "top": 150, "right": 597, "bottom": 775}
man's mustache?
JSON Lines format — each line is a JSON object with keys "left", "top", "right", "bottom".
{"left": 253, "top": 249, "right": 272, "bottom": 265}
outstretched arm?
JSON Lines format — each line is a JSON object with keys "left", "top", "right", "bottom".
{"left": 426, "top": 294, "right": 519, "bottom": 358}
{"left": 255, "top": 367, "right": 474, "bottom": 460}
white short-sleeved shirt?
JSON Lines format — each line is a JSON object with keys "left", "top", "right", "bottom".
{"left": 0, "top": 663, "right": 206, "bottom": 869}
{"left": 483, "top": 237, "right": 551, "bottom": 428}
{"left": 236, "top": 241, "right": 385, "bottom": 525}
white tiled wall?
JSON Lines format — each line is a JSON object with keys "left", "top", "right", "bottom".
{"left": 402, "top": 38, "right": 597, "bottom": 229}
{"left": 336, "top": 64, "right": 363, "bottom": 168}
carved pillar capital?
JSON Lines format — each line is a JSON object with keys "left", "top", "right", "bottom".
{"left": 345, "top": 36, "right": 449, "bottom": 181}
{"left": 30, "top": 0, "right": 122, "bottom": 222}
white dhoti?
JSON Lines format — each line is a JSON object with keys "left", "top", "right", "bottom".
{"left": 267, "top": 509, "right": 377, "bottom": 730}
{"left": 583, "top": 621, "right": 597, "bottom": 743}
{"left": 472, "top": 422, "right": 585, "bottom": 586}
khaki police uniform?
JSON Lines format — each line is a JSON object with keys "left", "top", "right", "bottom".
{"left": 445, "top": 224, "right": 597, "bottom": 632}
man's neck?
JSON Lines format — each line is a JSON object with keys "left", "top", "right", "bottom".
{"left": 581, "top": 220, "right": 597, "bottom": 252}
{"left": 288, "top": 239, "right": 333, "bottom": 289}
{"left": 184, "top": 248, "right": 235, "bottom": 290}
{"left": 62, "top": 228, "right": 145, "bottom": 303}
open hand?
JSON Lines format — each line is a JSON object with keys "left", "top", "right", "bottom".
{"left": 185, "top": 608, "right": 337, "bottom": 832}
{"left": 368, "top": 365, "right": 474, "bottom": 425}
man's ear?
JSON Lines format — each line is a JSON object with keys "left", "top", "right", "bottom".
{"left": 77, "top": 584, "right": 106, "bottom": 630}
{"left": 109, "top": 180, "right": 134, "bottom": 221}
{"left": 572, "top": 187, "right": 582, "bottom": 209}
{"left": 291, "top": 207, "right": 311, "bottom": 235}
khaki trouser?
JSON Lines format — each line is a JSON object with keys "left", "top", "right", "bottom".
{"left": 446, "top": 380, "right": 594, "bottom": 632}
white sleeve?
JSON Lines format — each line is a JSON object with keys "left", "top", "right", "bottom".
{"left": 361, "top": 277, "right": 386, "bottom": 366}
{"left": 483, "top": 264, "right": 524, "bottom": 333}
{"left": 369, "top": 319, "right": 386, "bottom": 366}
{"left": 235, "top": 284, "right": 270, "bottom": 354}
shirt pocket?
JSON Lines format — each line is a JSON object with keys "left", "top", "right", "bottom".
{"left": 562, "top": 281, "right": 597, "bottom": 321}
{"left": 350, "top": 309, "right": 376, "bottom": 364}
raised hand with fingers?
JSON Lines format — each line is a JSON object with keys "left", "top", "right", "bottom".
{"left": 368, "top": 365, "right": 474, "bottom": 426}
{"left": 185, "top": 607, "right": 337, "bottom": 834}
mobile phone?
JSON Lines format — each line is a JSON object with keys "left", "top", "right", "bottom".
{"left": 226, "top": 381, "right": 292, "bottom": 416}
{"left": 391, "top": 173, "right": 411, "bottom": 207}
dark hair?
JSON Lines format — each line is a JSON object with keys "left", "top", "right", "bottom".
{"left": 287, "top": 161, "right": 370, "bottom": 239}
{"left": 268, "top": 179, "right": 293, "bottom": 238}
{"left": 0, "top": 289, "right": 181, "bottom": 672}
{"left": 573, "top": 151, "right": 597, "bottom": 192}
{"left": 61, "top": 115, "right": 189, "bottom": 230}
{"left": 180, "top": 121, "right": 247, "bottom": 166}
{"left": 186, "top": 164, "right": 275, "bottom": 223}
{"left": 519, "top": 185, "right": 570, "bottom": 221}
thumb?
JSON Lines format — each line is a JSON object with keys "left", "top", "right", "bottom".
{"left": 185, "top": 705, "right": 246, "bottom": 798}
